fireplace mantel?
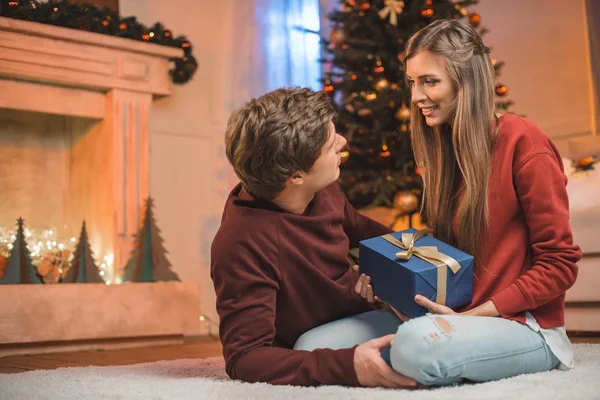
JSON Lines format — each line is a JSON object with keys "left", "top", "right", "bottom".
{"left": 0, "top": 16, "right": 182, "bottom": 97}
{"left": 0, "top": 16, "right": 184, "bottom": 268}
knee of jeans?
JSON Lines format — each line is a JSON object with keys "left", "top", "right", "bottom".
{"left": 390, "top": 316, "right": 455, "bottom": 385}
{"left": 293, "top": 329, "right": 319, "bottom": 351}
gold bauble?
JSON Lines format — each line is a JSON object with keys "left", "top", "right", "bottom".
{"left": 395, "top": 103, "right": 411, "bottom": 121}
{"left": 393, "top": 191, "right": 419, "bottom": 213}
{"left": 357, "top": 108, "right": 373, "bottom": 117}
{"left": 36, "top": 258, "right": 54, "bottom": 277}
{"left": 375, "top": 78, "right": 389, "bottom": 91}
{"left": 329, "top": 27, "right": 346, "bottom": 46}
{"left": 340, "top": 151, "right": 350, "bottom": 164}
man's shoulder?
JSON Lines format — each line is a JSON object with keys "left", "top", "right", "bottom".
{"left": 211, "top": 207, "right": 280, "bottom": 267}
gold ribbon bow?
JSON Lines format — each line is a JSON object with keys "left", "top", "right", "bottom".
{"left": 378, "top": 0, "right": 405, "bottom": 26}
{"left": 382, "top": 229, "right": 461, "bottom": 305}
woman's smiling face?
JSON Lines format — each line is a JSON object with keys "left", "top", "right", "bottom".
{"left": 406, "top": 50, "right": 456, "bottom": 126}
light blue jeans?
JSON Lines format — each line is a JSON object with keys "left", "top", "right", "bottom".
{"left": 293, "top": 310, "right": 559, "bottom": 386}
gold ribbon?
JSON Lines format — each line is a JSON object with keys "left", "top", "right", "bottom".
{"left": 382, "top": 229, "right": 461, "bottom": 305}
{"left": 378, "top": 0, "right": 405, "bottom": 26}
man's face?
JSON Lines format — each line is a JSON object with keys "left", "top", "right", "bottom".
{"left": 302, "top": 121, "right": 347, "bottom": 191}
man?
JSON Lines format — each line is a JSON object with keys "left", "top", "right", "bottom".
{"left": 211, "top": 88, "right": 416, "bottom": 388}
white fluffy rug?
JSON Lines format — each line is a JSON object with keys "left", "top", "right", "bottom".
{"left": 2, "top": 344, "right": 600, "bottom": 400}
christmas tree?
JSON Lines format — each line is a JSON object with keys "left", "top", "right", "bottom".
{"left": 123, "top": 198, "right": 180, "bottom": 282}
{"left": 64, "top": 221, "right": 103, "bottom": 283}
{"left": 323, "top": 0, "right": 512, "bottom": 209}
{"left": 0, "top": 218, "right": 41, "bottom": 284}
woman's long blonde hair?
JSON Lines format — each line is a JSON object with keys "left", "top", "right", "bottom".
{"left": 404, "top": 20, "right": 496, "bottom": 263}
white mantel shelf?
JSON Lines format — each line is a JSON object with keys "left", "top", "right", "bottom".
{"left": 0, "top": 16, "right": 183, "bottom": 97}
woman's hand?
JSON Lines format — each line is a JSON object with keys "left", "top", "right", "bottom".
{"left": 414, "top": 294, "right": 457, "bottom": 315}
{"left": 415, "top": 295, "right": 500, "bottom": 317}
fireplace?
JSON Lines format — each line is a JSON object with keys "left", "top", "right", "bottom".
{"left": 0, "top": 16, "right": 180, "bottom": 271}
{"left": 0, "top": 17, "right": 200, "bottom": 354}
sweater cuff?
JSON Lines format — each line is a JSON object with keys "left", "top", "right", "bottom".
{"left": 490, "top": 282, "right": 531, "bottom": 318}
{"left": 325, "top": 346, "right": 360, "bottom": 386}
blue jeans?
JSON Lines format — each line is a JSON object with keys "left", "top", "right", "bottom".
{"left": 293, "top": 310, "right": 559, "bottom": 386}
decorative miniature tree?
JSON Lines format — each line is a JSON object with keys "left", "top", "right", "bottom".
{"left": 64, "top": 221, "right": 103, "bottom": 283}
{"left": 123, "top": 198, "right": 180, "bottom": 282}
{"left": 0, "top": 218, "right": 41, "bottom": 284}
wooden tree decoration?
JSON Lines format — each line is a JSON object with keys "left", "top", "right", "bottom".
{"left": 123, "top": 198, "right": 180, "bottom": 282}
{"left": 0, "top": 218, "right": 41, "bottom": 284}
{"left": 64, "top": 222, "right": 103, "bottom": 283}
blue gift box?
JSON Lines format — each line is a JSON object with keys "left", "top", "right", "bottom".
{"left": 359, "top": 228, "right": 474, "bottom": 318}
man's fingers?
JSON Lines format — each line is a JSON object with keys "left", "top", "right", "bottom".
{"left": 368, "top": 334, "right": 396, "bottom": 349}
{"left": 366, "top": 284, "right": 374, "bottom": 303}
{"left": 355, "top": 274, "right": 364, "bottom": 294}
{"left": 360, "top": 276, "right": 370, "bottom": 298}
{"left": 383, "top": 367, "right": 418, "bottom": 388}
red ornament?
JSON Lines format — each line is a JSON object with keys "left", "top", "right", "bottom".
{"left": 495, "top": 84, "right": 508, "bottom": 97}
{"left": 469, "top": 13, "right": 481, "bottom": 28}
{"left": 373, "top": 66, "right": 385, "bottom": 74}
{"left": 420, "top": 7, "right": 434, "bottom": 18}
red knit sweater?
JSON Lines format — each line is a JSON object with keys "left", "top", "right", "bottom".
{"left": 211, "top": 183, "right": 391, "bottom": 386}
{"left": 459, "top": 113, "right": 581, "bottom": 326}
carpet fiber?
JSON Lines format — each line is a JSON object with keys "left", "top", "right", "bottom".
{"left": 2, "top": 344, "right": 599, "bottom": 399}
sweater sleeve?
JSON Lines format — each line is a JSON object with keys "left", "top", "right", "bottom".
{"left": 211, "top": 240, "right": 360, "bottom": 387}
{"left": 490, "top": 152, "right": 581, "bottom": 317}
{"left": 338, "top": 186, "right": 392, "bottom": 248}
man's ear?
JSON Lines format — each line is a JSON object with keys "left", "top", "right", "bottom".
{"left": 288, "top": 171, "right": 304, "bottom": 185}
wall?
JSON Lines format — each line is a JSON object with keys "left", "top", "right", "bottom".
{"left": 474, "top": 0, "right": 596, "bottom": 147}
{"left": 119, "top": 0, "right": 237, "bottom": 335}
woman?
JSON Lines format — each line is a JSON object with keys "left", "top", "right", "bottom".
{"left": 294, "top": 19, "right": 581, "bottom": 387}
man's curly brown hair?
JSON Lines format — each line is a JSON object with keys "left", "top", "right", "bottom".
{"left": 225, "top": 87, "right": 336, "bottom": 200}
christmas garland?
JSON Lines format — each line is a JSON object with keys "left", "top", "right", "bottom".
{"left": 0, "top": 0, "right": 197, "bottom": 84}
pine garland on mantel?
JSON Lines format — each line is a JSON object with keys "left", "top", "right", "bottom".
{"left": 0, "top": 0, "right": 197, "bottom": 84}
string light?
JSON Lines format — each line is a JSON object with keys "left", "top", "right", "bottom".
{"left": 198, "top": 314, "right": 219, "bottom": 339}
{"left": 0, "top": 226, "right": 118, "bottom": 284}
{"left": 98, "top": 252, "right": 117, "bottom": 284}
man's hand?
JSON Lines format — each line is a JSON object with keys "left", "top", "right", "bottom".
{"left": 353, "top": 265, "right": 375, "bottom": 303}
{"left": 354, "top": 334, "right": 421, "bottom": 389}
